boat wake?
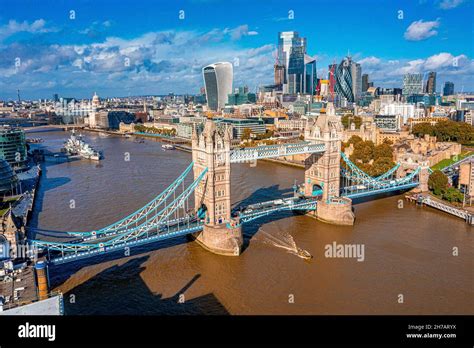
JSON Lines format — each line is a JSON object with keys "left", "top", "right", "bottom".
{"left": 258, "top": 227, "right": 312, "bottom": 260}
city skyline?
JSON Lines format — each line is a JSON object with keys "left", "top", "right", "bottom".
{"left": 0, "top": 0, "right": 473, "bottom": 99}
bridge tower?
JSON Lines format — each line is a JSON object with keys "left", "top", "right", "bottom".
{"left": 304, "top": 104, "right": 355, "bottom": 225}
{"left": 191, "top": 120, "right": 243, "bottom": 256}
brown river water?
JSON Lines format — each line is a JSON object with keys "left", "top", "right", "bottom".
{"left": 28, "top": 131, "right": 473, "bottom": 315}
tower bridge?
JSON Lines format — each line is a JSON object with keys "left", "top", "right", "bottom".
{"left": 30, "top": 110, "right": 429, "bottom": 265}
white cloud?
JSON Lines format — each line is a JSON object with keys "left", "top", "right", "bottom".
{"left": 0, "top": 19, "right": 56, "bottom": 41}
{"left": 439, "top": 0, "right": 465, "bottom": 9}
{"left": 356, "top": 52, "right": 474, "bottom": 88}
{"left": 404, "top": 19, "right": 440, "bottom": 41}
{"left": 358, "top": 56, "right": 381, "bottom": 66}
{"left": 0, "top": 27, "right": 273, "bottom": 98}
{"left": 225, "top": 25, "right": 258, "bottom": 40}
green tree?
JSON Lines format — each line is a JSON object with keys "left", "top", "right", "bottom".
{"left": 241, "top": 128, "right": 252, "bottom": 141}
{"left": 428, "top": 170, "right": 448, "bottom": 195}
{"left": 341, "top": 114, "right": 362, "bottom": 129}
{"left": 412, "top": 120, "right": 474, "bottom": 144}
{"left": 371, "top": 157, "right": 395, "bottom": 176}
{"left": 373, "top": 143, "right": 393, "bottom": 159}
{"left": 442, "top": 187, "right": 464, "bottom": 203}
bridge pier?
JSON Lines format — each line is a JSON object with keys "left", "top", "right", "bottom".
{"left": 191, "top": 120, "right": 243, "bottom": 256}
{"left": 418, "top": 165, "right": 430, "bottom": 192}
{"left": 310, "top": 197, "right": 355, "bottom": 225}
{"left": 191, "top": 223, "right": 243, "bottom": 256}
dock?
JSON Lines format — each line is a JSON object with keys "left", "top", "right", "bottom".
{"left": 406, "top": 193, "right": 474, "bottom": 225}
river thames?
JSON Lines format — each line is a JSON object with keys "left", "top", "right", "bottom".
{"left": 29, "top": 131, "right": 473, "bottom": 315}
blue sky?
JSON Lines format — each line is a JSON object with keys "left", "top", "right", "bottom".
{"left": 0, "top": 0, "right": 473, "bottom": 99}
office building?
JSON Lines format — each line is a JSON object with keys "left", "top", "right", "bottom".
{"left": 403, "top": 73, "right": 423, "bottom": 96}
{"left": 227, "top": 87, "right": 257, "bottom": 105}
{"left": 362, "top": 74, "right": 369, "bottom": 92}
{"left": 287, "top": 39, "right": 306, "bottom": 94}
{"left": 424, "top": 72, "right": 436, "bottom": 94}
{"left": 202, "top": 62, "right": 233, "bottom": 111}
{"left": 216, "top": 118, "right": 266, "bottom": 139}
{"left": 304, "top": 57, "right": 317, "bottom": 95}
{"left": 351, "top": 62, "right": 362, "bottom": 102}
{"left": 443, "top": 81, "right": 454, "bottom": 96}
{"left": 334, "top": 57, "right": 354, "bottom": 103}
{"left": 0, "top": 158, "right": 18, "bottom": 195}
{"left": 374, "top": 114, "right": 402, "bottom": 132}
{"left": 0, "top": 126, "right": 27, "bottom": 168}
{"left": 277, "top": 31, "right": 299, "bottom": 93}
{"left": 277, "top": 31, "right": 316, "bottom": 95}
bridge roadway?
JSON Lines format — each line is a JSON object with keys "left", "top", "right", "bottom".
{"left": 441, "top": 153, "right": 474, "bottom": 174}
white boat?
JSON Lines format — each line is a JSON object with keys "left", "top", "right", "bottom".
{"left": 63, "top": 130, "right": 103, "bottom": 161}
{"left": 162, "top": 144, "right": 175, "bottom": 150}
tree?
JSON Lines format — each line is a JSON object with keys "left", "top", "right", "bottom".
{"left": 428, "top": 170, "right": 448, "bottom": 195}
{"left": 341, "top": 114, "right": 362, "bottom": 129}
{"left": 347, "top": 138, "right": 395, "bottom": 175}
{"left": 442, "top": 187, "right": 464, "bottom": 203}
{"left": 241, "top": 128, "right": 252, "bottom": 141}
{"left": 373, "top": 143, "right": 392, "bottom": 159}
{"left": 345, "top": 135, "right": 363, "bottom": 146}
{"left": 371, "top": 157, "right": 395, "bottom": 176}
{"left": 412, "top": 120, "right": 474, "bottom": 145}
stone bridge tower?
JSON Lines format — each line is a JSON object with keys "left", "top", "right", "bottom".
{"left": 191, "top": 120, "right": 243, "bottom": 256}
{"left": 303, "top": 104, "right": 355, "bottom": 225}
{"left": 303, "top": 105, "right": 343, "bottom": 201}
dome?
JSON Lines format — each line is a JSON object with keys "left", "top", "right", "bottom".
{"left": 92, "top": 92, "right": 100, "bottom": 106}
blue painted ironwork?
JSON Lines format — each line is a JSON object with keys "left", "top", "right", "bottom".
{"left": 230, "top": 142, "right": 325, "bottom": 163}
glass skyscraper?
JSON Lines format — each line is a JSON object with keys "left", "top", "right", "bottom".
{"left": 443, "top": 81, "right": 454, "bottom": 96}
{"left": 202, "top": 62, "right": 233, "bottom": 111}
{"left": 0, "top": 126, "right": 27, "bottom": 168}
{"left": 277, "top": 31, "right": 317, "bottom": 95}
{"left": 403, "top": 73, "right": 423, "bottom": 96}
{"left": 335, "top": 57, "right": 354, "bottom": 103}
{"left": 424, "top": 71, "right": 437, "bottom": 94}
{"left": 351, "top": 62, "right": 362, "bottom": 102}
{"left": 288, "top": 45, "right": 306, "bottom": 94}
{"left": 304, "top": 57, "right": 317, "bottom": 95}
{"left": 278, "top": 31, "right": 308, "bottom": 94}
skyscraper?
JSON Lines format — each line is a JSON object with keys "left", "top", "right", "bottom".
{"left": 328, "top": 63, "right": 337, "bottom": 102}
{"left": 403, "top": 73, "right": 423, "bottom": 96}
{"left": 277, "top": 31, "right": 297, "bottom": 93}
{"left": 424, "top": 71, "right": 436, "bottom": 94}
{"left": 274, "top": 63, "right": 285, "bottom": 88}
{"left": 304, "top": 56, "right": 317, "bottom": 95}
{"left": 278, "top": 31, "right": 308, "bottom": 94}
{"left": 443, "top": 81, "right": 454, "bottom": 96}
{"left": 334, "top": 57, "right": 354, "bottom": 103}
{"left": 202, "top": 62, "right": 233, "bottom": 111}
{"left": 362, "top": 74, "right": 369, "bottom": 92}
{"left": 351, "top": 62, "right": 362, "bottom": 102}
{"left": 288, "top": 45, "right": 305, "bottom": 94}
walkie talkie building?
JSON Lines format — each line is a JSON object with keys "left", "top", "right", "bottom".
{"left": 202, "top": 62, "right": 233, "bottom": 111}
